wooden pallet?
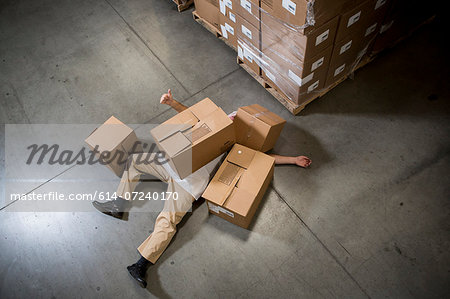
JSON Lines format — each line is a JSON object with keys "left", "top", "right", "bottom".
{"left": 173, "top": 0, "right": 194, "bottom": 12}
{"left": 237, "top": 57, "right": 358, "bottom": 115}
{"left": 192, "top": 11, "right": 237, "bottom": 51}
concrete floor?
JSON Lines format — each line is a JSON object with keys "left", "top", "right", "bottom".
{"left": 1, "top": 0, "right": 449, "bottom": 298}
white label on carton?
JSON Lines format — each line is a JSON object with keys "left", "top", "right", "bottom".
{"left": 365, "top": 23, "right": 377, "bottom": 36}
{"left": 380, "top": 20, "right": 394, "bottom": 33}
{"left": 244, "top": 48, "right": 253, "bottom": 63}
{"left": 229, "top": 12, "right": 236, "bottom": 23}
{"left": 375, "top": 0, "right": 387, "bottom": 10}
{"left": 347, "top": 11, "right": 361, "bottom": 27}
{"left": 311, "top": 57, "right": 324, "bottom": 72}
{"left": 218, "top": 206, "right": 235, "bottom": 218}
{"left": 340, "top": 40, "right": 352, "bottom": 54}
{"left": 288, "top": 70, "right": 313, "bottom": 86}
{"left": 208, "top": 202, "right": 220, "bottom": 213}
{"left": 241, "top": 25, "right": 252, "bottom": 40}
{"left": 220, "top": 24, "right": 228, "bottom": 39}
{"left": 307, "top": 80, "right": 320, "bottom": 93}
{"left": 265, "top": 70, "right": 276, "bottom": 83}
{"left": 315, "top": 29, "right": 329, "bottom": 46}
{"left": 225, "top": 23, "right": 234, "bottom": 35}
{"left": 282, "top": 0, "right": 296, "bottom": 15}
{"left": 334, "top": 64, "right": 345, "bottom": 77}
{"left": 219, "top": 0, "right": 226, "bottom": 15}
{"left": 238, "top": 46, "right": 244, "bottom": 59}
{"left": 225, "top": 0, "right": 233, "bottom": 9}
{"left": 241, "top": 0, "right": 252, "bottom": 14}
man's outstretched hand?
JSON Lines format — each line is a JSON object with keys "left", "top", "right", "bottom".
{"left": 160, "top": 89, "right": 174, "bottom": 105}
{"left": 295, "top": 156, "right": 312, "bottom": 168}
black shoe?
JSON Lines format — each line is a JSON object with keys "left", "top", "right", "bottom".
{"left": 127, "top": 263, "right": 147, "bottom": 288}
{"left": 92, "top": 198, "right": 127, "bottom": 219}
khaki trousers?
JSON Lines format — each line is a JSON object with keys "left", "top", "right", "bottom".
{"left": 116, "top": 153, "right": 194, "bottom": 264}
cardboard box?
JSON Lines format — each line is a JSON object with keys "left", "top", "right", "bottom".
{"left": 327, "top": 20, "right": 378, "bottom": 85}
{"left": 329, "top": 19, "right": 377, "bottom": 68}
{"left": 236, "top": 0, "right": 260, "bottom": 29}
{"left": 263, "top": 41, "right": 333, "bottom": 81}
{"left": 329, "top": 33, "right": 361, "bottom": 69}
{"left": 150, "top": 98, "right": 235, "bottom": 179}
{"left": 203, "top": 144, "right": 275, "bottom": 228}
{"left": 195, "top": 0, "right": 220, "bottom": 29}
{"left": 260, "top": 42, "right": 330, "bottom": 105}
{"left": 237, "top": 14, "right": 260, "bottom": 50}
{"left": 335, "top": 0, "right": 372, "bottom": 42}
{"left": 234, "top": 104, "right": 286, "bottom": 152}
{"left": 262, "top": 65, "right": 327, "bottom": 105}
{"left": 219, "top": 1, "right": 238, "bottom": 48}
{"left": 325, "top": 29, "right": 375, "bottom": 86}
{"left": 325, "top": 54, "right": 355, "bottom": 86}
{"left": 85, "top": 116, "right": 143, "bottom": 177}
{"left": 261, "top": 0, "right": 352, "bottom": 33}
{"left": 261, "top": 12, "right": 339, "bottom": 60}
{"left": 335, "top": 0, "right": 390, "bottom": 42}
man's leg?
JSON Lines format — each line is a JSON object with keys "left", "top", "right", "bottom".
{"left": 92, "top": 153, "right": 170, "bottom": 219}
{"left": 127, "top": 178, "right": 194, "bottom": 288}
{"left": 137, "top": 178, "right": 194, "bottom": 263}
{"left": 116, "top": 153, "right": 170, "bottom": 199}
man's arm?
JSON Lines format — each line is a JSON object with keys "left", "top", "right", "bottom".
{"left": 159, "top": 90, "right": 311, "bottom": 168}
{"left": 160, "top": 89, "right": 188, "bottom": 113}
{"left": 269, "top": 154, "right": 312, "bottom": 168}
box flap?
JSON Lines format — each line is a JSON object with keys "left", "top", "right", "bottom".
{"left": 172, "top": 110, "right": 199, "bottom": 127}
{"left": 224, "top": 188, "right": 255, "bottom": 217}
{"left": 159, "top": 131, "right": 192, "bottom": 157}
{"left": 226, "top": 144, "right": 255, "bottom": 169}
{"left": 151, "top": 123, "right": 192, "bottom": 142}
{"left": 152, "top": 110, "right": 199, "bottom": 142}
{"left": 189, "top": 98, "right": 219, "bottom": 119}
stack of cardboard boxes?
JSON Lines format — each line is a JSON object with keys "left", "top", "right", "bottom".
{"left": 194, "top": 0, "right": 434, "bottom": 108}
{"left": 216, "top": 0, "right": 262, "bottom": 75}
{"left": 255, "top": 0, "right": 391, "bottom": 105}
{"left": 369, "top": 0, "right": 436, "bottom": 55}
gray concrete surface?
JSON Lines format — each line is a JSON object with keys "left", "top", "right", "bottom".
{"left": 1, "top": 0, "right": 449, "bottom": 298}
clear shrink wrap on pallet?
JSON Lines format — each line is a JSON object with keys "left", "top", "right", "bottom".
{"left": 233, "top": 0, "right": 390, "bottom": 105}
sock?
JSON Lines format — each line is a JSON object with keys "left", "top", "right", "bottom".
{"left": 137, "top": 256, "right": 151, "bottom": 269}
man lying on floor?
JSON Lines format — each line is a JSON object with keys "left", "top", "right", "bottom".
{"left": 92, "top": 90, "right": 312, "bottom": 288}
